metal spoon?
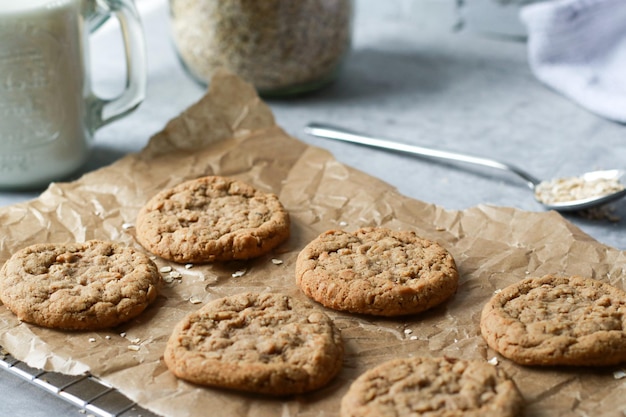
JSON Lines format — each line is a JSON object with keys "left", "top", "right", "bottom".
{"left": 304, "top": 122, "right": 626, "bottom": 212}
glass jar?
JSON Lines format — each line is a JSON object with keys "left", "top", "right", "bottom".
{"left": 168, "top": 0, "right": 353, "bottom": 97}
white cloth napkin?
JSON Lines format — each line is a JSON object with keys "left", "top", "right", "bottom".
{"left": 520, "top": 0, "right": 626, "bottom": 123}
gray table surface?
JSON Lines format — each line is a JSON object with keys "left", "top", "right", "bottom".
{"left": 2, "top": 0, "right": 625, "bottom": 415}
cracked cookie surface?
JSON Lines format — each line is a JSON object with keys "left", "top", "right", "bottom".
{"left": 295, "top": 228, "right": 458, "bottom": 316}
{"left": 164, "top": 292, "right": 344, "bottom": 395}
{"left": 0, "top": 240, "right": 161, "bottom": 330}
{"left": 480, "top": 274, "right": 626, "bottom": 366}
{"left": 340, "top": 356, "right": 522, "bottom": 417}
{"left": 136, "top": 176, "right": 290, "bottom": 263}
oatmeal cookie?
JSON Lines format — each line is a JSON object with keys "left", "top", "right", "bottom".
{"left": 340, "top": 356, "right": 523, "bottom": 417}
{"left": 480, "top": 274, "right": 626, "bottom": 366}
{"left": 164, "top": 292, "right": 344, "bottom": 395}
{"left": 135, "top": 176, "right": 290, "bottom": 263}
{"left": 295, "top": 228, "right": 458, "bottom": 316}
{"left": 0, "top": 240, "right": 161, "bottom": 330}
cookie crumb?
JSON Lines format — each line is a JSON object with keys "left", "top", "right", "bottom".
{"left": 403, "top": 329, "right": 413, "bottom": 335}
{"left": 160, "top": 266, "right": 173, "bottom": 273}
{"left": 185, "top": 263, "right": 194, "bottom": 269}
{"left": 271, "top": 258, "right": 283, "bottom": 265}
{"left": 128, "top": 345, "right": 141, "bottom": 351}
{"left": 409, "top": 335, "right": 418, "bottom": 340}
{"left": 494, "top": 289, "right": 502, "bottom": 294}
{"left": 122, "top": 223, "right": 134, "bottom": 230}
{"left": 189, "top": 296, "right": 203, "bottom": 304}
{"left": 339, "top": 221, "right": 348, "bottom": 227}
{"left": 120, "top": 332, "right": 126, "bottom": 338}
{"left": 88, "top": 337, "right": 96, "bottom": 343}
{"left": 105, "top": 336, "right": 111, "bottom": 340}
{"left": 488, "top": 357, "right": 499, "bottom": 366}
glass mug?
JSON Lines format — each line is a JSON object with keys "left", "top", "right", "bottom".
{"left": 0, "top": 0, "right": 146, "bottom": 189}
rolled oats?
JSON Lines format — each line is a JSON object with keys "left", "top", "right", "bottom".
{"left": 168, "top": 0, "right": 352, "bottom": 95}
{"left": 534, "top": 175, "right": 624, "bottom": 205}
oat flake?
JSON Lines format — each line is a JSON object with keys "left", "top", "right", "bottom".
{"left": 189, "top": 296, "right": 203, "bottom": 304}
{"left": 535, "top": 175, "right": 624, "bottom": 205}
{"left": 614, "top": 370, "right": 626, "bottom": 379}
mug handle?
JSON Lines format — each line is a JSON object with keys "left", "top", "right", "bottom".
{"left": 89, "top": 0, "right": 147, "bottom": 131}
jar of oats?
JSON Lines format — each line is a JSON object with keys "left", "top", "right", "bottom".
{"left": 168, "top": 0, "right": 353, "bottom": 96}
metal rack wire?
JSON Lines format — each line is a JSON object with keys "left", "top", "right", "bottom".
{"left": 0, "top": 346, "right": 160, "bottom": 417}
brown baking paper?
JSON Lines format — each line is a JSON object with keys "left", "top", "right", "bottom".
{"left": 1, "top": 70, "right": 626, "bottom": 417}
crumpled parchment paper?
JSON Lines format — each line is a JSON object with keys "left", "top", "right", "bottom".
{"left": 1, "top": 70, "right": 625, "bottom": 417}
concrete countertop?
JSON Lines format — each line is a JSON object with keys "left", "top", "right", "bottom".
{"left": 1, "top": 0, "right": 625, "bottom": 415}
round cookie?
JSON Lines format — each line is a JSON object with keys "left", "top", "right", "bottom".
{"left": 0, "top": 240, "right": 161, "bottom": 330}
{"left": 295, "top": 228, "right": 458, "bottom": 316}
{"left": 480, "top": 274, "right": 626, "bottom": 366}
{"left": 340, "top": 356, "right": 523, "bottom": 417}
{"left": 164, "top": 292, "right": 344, "bottom": 395}
{"left": 135, "top": 176, "right": 290, "bottom": 263}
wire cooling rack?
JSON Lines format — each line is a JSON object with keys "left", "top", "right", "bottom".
{"left": 0, "top": 346, "right": 160, "bottom": 417}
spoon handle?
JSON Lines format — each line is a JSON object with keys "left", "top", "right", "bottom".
{"left": 305, "top": 122, "right": 541, "bottom": 190}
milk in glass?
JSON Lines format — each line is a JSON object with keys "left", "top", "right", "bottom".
{"left": 0, "top": 0, "right": 87, "bottom": 187}
{"left": 0, "top": 0, "right": 146, "bottom": 189}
